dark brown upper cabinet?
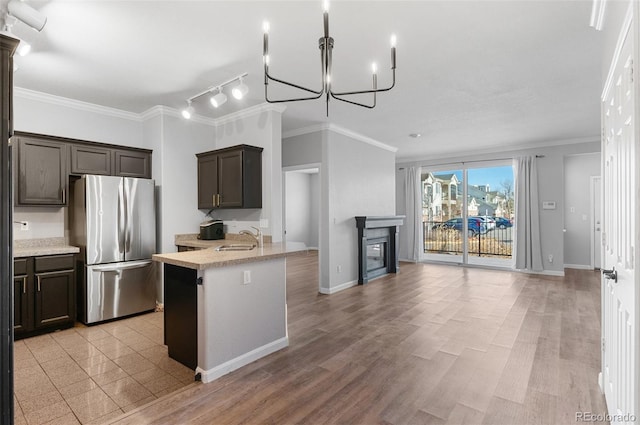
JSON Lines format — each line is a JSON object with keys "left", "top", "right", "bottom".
{"left": 196, "top": 145, "right": 263, "bottom": 210}
{"left": 113, "top": 149, "right": 151, "bottom": 178}
{"left": 14, "top": 132, "right": 152, "bottom": 206}
{"left": 15, "top": 136, "right": 68, "bottom": 206}
{"left": 70, "top": 144, "right": 112, "bottom": 175}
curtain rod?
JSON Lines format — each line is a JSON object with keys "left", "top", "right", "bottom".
{"left": 398, "top": 154, "right": 545, "bottom": 170}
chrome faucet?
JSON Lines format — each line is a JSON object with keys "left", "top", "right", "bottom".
{"left": 239, "top": 226, "right": 262, "bottom": 247}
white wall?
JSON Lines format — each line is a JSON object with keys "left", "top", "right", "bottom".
{"left": 309, "top": 173, "right": 320, "bottom": 249}
{"left": 211, "top": 106, "right": 285, "bottom": 241}
{"left": 563, "top": 153, "right": 601, "bottom": 268}
{"left": 284, "top": 171, "right": 312, "bottom": 245}
{"left": 397, "top": 140, "right": 601, "bottom": 275}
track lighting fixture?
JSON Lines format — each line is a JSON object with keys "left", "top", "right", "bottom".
{"left": 181, "top": 72, "right": 248, "bottom": 120}
{"left": 210, "top": 88, "right": 227, "bottom": 108}
{"left": 232, "top": 78, "right": 249, "bottom": 100}
{"left": 181, "top": 102, "right": 194, "bottom": 119}
{"left": 7, "top": 0, "right": 47, "bottom": 32}
{"left": 263, "top": 0, "right": 396, "bottom": 116}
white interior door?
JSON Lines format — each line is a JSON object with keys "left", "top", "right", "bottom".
{"left": 591, "top": 176, "right": 602, "bottom": 269}
{"left": 601, "top": 23, "right": 637, "bottom": 424}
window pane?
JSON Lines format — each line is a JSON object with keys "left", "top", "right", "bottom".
{"left": 467, "top": 165, "right": 514, "bottom": 259}
{"left": 422, "top": 169, "right": 464, "bottom": 256}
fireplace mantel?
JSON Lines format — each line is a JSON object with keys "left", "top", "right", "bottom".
{"left": 355, "top": 215, "right": 405, "bottom": 284}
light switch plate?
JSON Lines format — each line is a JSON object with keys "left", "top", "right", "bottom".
{"left": 542, "top": 201, "right": 556, "bottom": 210}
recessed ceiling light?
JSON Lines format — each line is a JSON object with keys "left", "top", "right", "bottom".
{"left": 409, "top": 133, "right": 422, "bottom": 138}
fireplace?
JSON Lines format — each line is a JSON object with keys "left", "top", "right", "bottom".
{"left": 355, "top": 216, "right": 405, "bottom": 284}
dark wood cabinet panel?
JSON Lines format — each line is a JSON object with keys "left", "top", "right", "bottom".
{"left": 13, "top": 255, "right": 76, "bottom": 339}
{"left": 114, "top": 149, "right": 151, "bottom": 178}
{"left": 70, "top": 144, "right": 112, "bottom": 175}
{"left": 164, "top": 264, "right": 198, "bottom": 370}
{"left": 196, "top": 145, "right": 263, "bottom": 210}
{"left": 16, "top": 137, "right": 67, "bottom": 206}
{"left": 13, "top": 258, "right": 29, "bottom": 337}
{"left": 197, "top": 153, "right": 218, "bottom": 209}
{"left": 34, "top": 269, "right": 75, "bottom": 330}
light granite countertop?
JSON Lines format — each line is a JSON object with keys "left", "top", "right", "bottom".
{"left": 153, "top": 241, "right": 307, "bottom": 270}
{"left": 14, "top": 237, "right": 80, "bottom": 258}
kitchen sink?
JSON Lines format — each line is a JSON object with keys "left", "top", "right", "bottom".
{"left": 215, "top": 244, "right": 256, "bottom": 251}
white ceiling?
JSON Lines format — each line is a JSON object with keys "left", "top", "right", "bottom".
{"left": 6, "top": 1, "right": 602, "bottom": 160}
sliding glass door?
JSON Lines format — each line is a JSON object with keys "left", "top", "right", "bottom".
{"left": 422, "top": 162, "right": 514, "bottom": 268}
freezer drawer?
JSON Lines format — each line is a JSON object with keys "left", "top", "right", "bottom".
{"left": 83, "top": 260, "right": 156, "bottom": 324}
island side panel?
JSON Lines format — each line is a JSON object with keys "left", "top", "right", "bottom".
{"left": 197, "top": 257, "right": 287, "bottom": 382}
{"left": 164, "top": 263, "right": 198, "bottom": 371}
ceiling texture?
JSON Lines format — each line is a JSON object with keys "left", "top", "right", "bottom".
{"left": 6, "top": 0, "right": 603, "bottom": 160}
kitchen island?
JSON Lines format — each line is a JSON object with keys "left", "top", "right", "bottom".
{"left": 152, "top": 240, "right": 306, "bottom": 383}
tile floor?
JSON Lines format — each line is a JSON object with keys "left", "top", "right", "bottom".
{"left": 13, "top": 312, "right": 195, "bottom": 425}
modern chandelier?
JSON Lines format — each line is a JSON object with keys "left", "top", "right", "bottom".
{"left": 262, "top": 0, "right": 396, "bottom": 116}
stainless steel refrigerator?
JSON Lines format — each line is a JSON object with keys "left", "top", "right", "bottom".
{"left": 72, "top": 175, "right": 156, "bottom": 324}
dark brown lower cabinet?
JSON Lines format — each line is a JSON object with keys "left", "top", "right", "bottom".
{"left": 164, "top": 264, "right": 197, "bottom": 370}
{"left": 14, "top": 254, "right": 76, "bottom": 340}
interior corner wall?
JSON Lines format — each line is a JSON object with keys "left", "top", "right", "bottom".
{"left": 154, "top": 113, "right": 215, "bottom": 255}
{"left": 309, "top": 173, "right": 320, "bottom": 249}
{"left": 563, "top": 153, "right": 601, "bottom": 267}
{"left": 325, "top": 130, "right": 396, "bottom": 293}
{"left": 211, "top": 109, "right": 283, "bottom": 241}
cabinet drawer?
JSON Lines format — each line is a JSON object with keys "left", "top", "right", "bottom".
{"left": 14, "top": 258, "right": 28, "bottom": 275}
{"left": 35, "top": 255, "right": 75, "bottom": 273}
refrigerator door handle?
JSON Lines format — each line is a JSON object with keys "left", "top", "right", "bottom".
{"left": 90, "top": 260, "right": 153, "bottom": 273}
{"left": 117, "top": 182, "right": 126, "bottom": 254}
{"left": 124, "top": 181, "right": 132, "bottom": 254}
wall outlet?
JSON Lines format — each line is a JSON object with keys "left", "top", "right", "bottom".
{"left": 548, "top": 254, "right": 553, "bottom": 263}
{"left": 243, "top": 270, "right": 251, "bottom": 285}
{"left": 19, "top": 221, "right": 28, "bottom": 231}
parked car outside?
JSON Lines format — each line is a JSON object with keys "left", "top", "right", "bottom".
{"left": 472, "top": 216, "right": 496, "bottom": 231}
{"left": 432, "top": 217, "right": 487, "bottom": 236}
{"left": 493, "top": 217, "right": 513, "bottom": 229}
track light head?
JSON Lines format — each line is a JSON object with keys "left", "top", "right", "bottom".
{"left": 232, "top": 78, "right": 249, "bottom": 100}
{"left": 8, "top": 0, "right": 47, "bottom": 32}
{"left": 181, "top": 103, "right": 194, "bottom": 120}
{"left": 210, "top": 89, "right": 227, "bottom": 108}
{"left": 17, "top": 41, "right": 31, "bottom": 57}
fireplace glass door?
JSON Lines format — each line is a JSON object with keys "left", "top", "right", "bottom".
{"left": 367, "top": 242, "right": 386, "bottom": 272}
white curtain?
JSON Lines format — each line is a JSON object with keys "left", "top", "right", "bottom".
{"left": 404, "top": 166, "right": 422, "bottom": 262}
{"left": 513, "top": 156, "right": 543, "bottom": 271}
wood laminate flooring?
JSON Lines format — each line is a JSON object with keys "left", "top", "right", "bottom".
{"left": 110, "top": 251, "right": 608, "bottom": 425}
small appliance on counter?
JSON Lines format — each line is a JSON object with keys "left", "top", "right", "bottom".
{"left": 199, "top": 219, "right": 224, "bottom": 240}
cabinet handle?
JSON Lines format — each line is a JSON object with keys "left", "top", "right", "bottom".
{"left": 22, "top": 276, "right": 27, "bottom": 294}
{"left": 217, "top": 193, "right": 221, "bottom": 207}
{"left": 37, "top": 275, "right": 41, "bottom": 292}
{"left": 62, "top": 188, "right": 66, "bottom": 204}
{"left": 213, "top": 194, "right": 216, "bottom": 207}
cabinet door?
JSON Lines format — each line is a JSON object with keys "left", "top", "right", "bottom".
{"left": 16, "top": 137, "right": 67, "bottom": 206}
{"left": 33, "top": 269, "right": 75, "bottom": 329}
{"left": 113, "top": 149, "right": 151, "bottom": 178}
{"left": 13, "top": 258, "right": 30, "bottom": 336}
{"left": 218, "top": 149, "right": 243, "bottom": 208}
{"left": 70, "top": 144, "right": 112, "bottom": 175}
{"left": 197, "top": 153, "right": 218, "bottom": 209}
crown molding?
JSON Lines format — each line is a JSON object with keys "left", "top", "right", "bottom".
{"left": 213, "top": 103, "right": 287, "bottom": 127}
{"left": 14, "top": 87, "right": 142, "bottom": 122}
{"left": 282, "top": 123, "right": 397, "bottom": 153}
{"left": 396, "top": 135, "right": 601, "bottom": 165}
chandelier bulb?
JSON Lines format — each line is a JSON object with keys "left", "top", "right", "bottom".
{"left": 390, "top": 34, "right": 397, "bottom": 48}
{"left": 371, "top": 63, "right": 377, "bottom": 74}
{"left": 323, "top": 0, "right": 330, "bottom": 12}
{"left": 263, "top": 21, "right": 270, "bottom": 34}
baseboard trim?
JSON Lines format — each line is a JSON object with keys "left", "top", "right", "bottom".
{"left": 319, "top": 279, "right": 358, "bottom": 295}
{"left": 196, "top": 337, "right": 288, "bottom": 384}
{"left": 564, "top": 264, "right": 595, "bottom": 270}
